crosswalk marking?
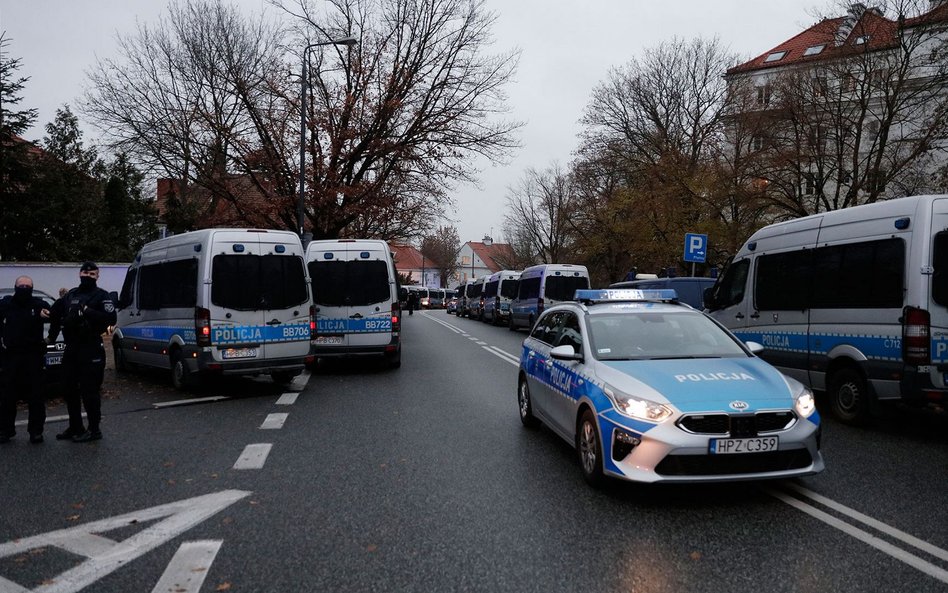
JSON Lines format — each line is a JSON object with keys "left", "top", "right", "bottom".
{"left": 150, "top": 540, "right": 223, "bottom": 593}
{"left": 276, "top": 392, "right": 299, "bottom": 405}
{"left": 260, "top": 413, "right": 288, "bottom": 430}
{"left": 233, "top": 444, "right": 272, "bottom": 470}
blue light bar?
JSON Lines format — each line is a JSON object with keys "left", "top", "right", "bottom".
{"left": 573, "top": 289, "right": 678, "bottom": 303}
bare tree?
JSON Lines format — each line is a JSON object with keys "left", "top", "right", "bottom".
{"left": 502, "top": 164, "right": 577, "bottom": 264}
{"left": 420, "top": 225, "right": 461, "bottom": 287}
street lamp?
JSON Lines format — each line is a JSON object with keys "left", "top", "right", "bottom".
{"left": 298, "top": 35, "right": 358, "bottom": 243}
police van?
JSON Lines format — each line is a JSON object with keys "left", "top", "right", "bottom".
{"left": 706, "top": 194, "right": 948, "bottom": 423}
{"left": 482, "top": 270, "right": 520, "bottom": 325}
{"left": 466, "top": 275, "right": 488, "bottom": 319}
{"left": 306, "top": 239, "right": 401, "bottom": 368}
{"left": 113, "top": 229, "right": 313, "bottom": 390}
{"left": 510, "top": 264, "right": 590, "bottom": 331}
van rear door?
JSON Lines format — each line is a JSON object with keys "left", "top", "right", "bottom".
{"left": 208, "top": 233, "right": 268, "bottom": 363}
{"left": 346, "top": 245, "right": 394, "bottom": 349}
{"left": 929, "top": 198, "right": 948, "bottom": 367}
{"left": 309, "top": 245, "right": 350, "bottom": 347}
{"left": 257, "top": 236, "right": 310, "bottom": 362}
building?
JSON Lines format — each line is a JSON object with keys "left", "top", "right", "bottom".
{"left": 390, "top": 244, "right": 440, "bottom": 287}
{"left": 456, "top": 236, "right": 516, "bottom": 284}
{"left": 723, "top": 2, "right": 948, "bottom": 214}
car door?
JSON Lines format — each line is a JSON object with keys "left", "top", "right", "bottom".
{"left": 257, "top": 238, "right": 310, "bottom": 362}
{"left": 209, "top": 236, "right": 268, "bottom": 363}
{"left": 346, "top": 246, "right": 395, "bottom": 350}
{"left": 526, "top": 311, "right": 563, "bottom": 424}
{"left": 308, "top": 245, "right": 350, "bottom": 347}
{"left": 549, "top": 311, "right": 584, "bottom": 434}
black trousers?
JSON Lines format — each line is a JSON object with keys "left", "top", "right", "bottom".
{"left": 62, "top": 341, "right": 105, "bottom": 433}
{"left": 0, "top": 350, "right": 46, "bottom": 437}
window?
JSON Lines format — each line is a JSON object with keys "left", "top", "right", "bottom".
{"left": 752, "top": 135, "right": 764, "bottom": 152}
{"left": 137, "top": 259, "right": 198, "bottom": 310}
{"left": 756, "top": 85, "right": 772, "bottom": 107}
{"left": 544, "top": 275, "right": 590, "bottom": 301}
{"left": 855, "top": 35, "right": 869, "bottom": 45}
{"left": 764, "top": 51, "right": 787, "bottom": 63}
{"left": 811, "top": 239, "right": 904, "bottom": 308}
{"left": 309, "top": 260, "right": 390, "bottom": 307}
{"left": 484, "top": 280, "right": 499, "bottom": 298}
{"left": 555, "top": 313, "right": 583, "bottom": 351}
{"left": 802, "top": 173, "right": 817, "bottom": 196}
{"left": 933, "top": 232, "right": 948, "bottom": 306}
{"left": 706, "top": 258, "right": 749, "bottom": 311}
{"left": 530, "top": 311, "right": 563, "bottom": 345}
{"left": 518, "top": 277, "right": 541, "bottom": 300}
{"left": 119, "top": 268, "right": 137, "bottom": 309}
{"left": 500, "top": 278, "right": 519, "bottom": 299}
{"left": 214, "top": 254, "right": 308, "bottom": 311}
{"left": 756, "top": 250, "right": 812, "bottom": 310}
{"left": 867, "top": 169, "right": 888, "bottom": 194}
{"left": 804, "top": 44, "right": 825, "bottom": 56}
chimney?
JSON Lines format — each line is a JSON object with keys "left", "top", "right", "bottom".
{"left": 483, "top": 235, "right": 493, "bottom": 246}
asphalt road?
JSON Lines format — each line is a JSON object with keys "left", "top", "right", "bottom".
{"left": 0, "top": 312, "right": 945, "bottom": 592}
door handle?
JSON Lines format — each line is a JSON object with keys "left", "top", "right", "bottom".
{"left": 750, "top": 311, "right": 760, "bottom": 319}
{"left": 350, "top": 313, "right": 364, "bottom": 319}
{"left": 735, "top": 312, "right": 745, "bottom": 320}
{"left": 266, "top": 318, "right": 281, "bottom": 326}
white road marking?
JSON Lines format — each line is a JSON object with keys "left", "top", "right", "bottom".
{"left": 476, "top": 341, "right": 487, "bottom": 345}
{"left": 16, "top": 413, "right": 83, "bottom": 426}
{"left": 289, "top": 370, "right": 311, "bottom": 391}
{"left": 767, "top": 488, "right": 948, "bottom": 585}
{"left": 468, "top": 336, "right": 479, "bottom": 341}
{"left": 276, "top": 392, "right": 299, "bottom": 405}
{"left": 489, "top": 345, "right": 520, "bottom": 364}
{"left": 153, "top": 396, "right": 229, "bottom": 409}
{"left": 260, "top": 413, "right": 288, "bottom": 430}
{"left": 150, "top": 540, "right": 222, "bottom": 593}
{"left": 0, "top": 490, "right": 249, "bottom": 593}
{"left": 785, "top": 483, "right": 948, "bottom": 563}
{"left": 421, "top": 312, "right": 464, "bottom": 333}
{"left": 483, "top": 346, "right": 519, "bottom": 367}
{"left": 233, "top": 444, "right": 272, "bottom": 470}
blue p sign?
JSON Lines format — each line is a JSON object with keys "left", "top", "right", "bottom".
{"left": 684, "top": 233, "right": 707, "bottom": 263}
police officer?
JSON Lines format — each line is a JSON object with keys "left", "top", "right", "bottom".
{"left": 0, "top": 276, "right": 50, "bottom": 443}
{"left": 47, "top": 262, "right": 117, "bottom": 443}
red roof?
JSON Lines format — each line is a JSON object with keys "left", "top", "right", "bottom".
{"left": 390, "top": 244, "right": 425, "bottom": 270}
{"left": 469, "top": 241, "right": 515, "bottom": 273}
{"left": 727, "top": 4, "right": 948, "bottom": 76}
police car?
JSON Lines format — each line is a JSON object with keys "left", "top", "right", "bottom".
{"left": 517, "top": 289, "right": 824, "bottom": 486}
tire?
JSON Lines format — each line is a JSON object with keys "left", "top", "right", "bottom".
{"left": 112, "top": 339, "right": 128, "bottom": 373}
{"left": 578, "top": 408, "right": 605, "bottom": 487}
{"left": 518, "top": 377, "right": 540, "bottom": 428}
{"left": 829, "top": 367, "right": 870, "bottom": 425}
{"left": 387, "top": 347, "right": 402, "bottom": 369}
{"left": 170, "top": 350, "right": 197, "bottom": 391}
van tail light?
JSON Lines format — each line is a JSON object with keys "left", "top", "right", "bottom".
{"left": 195, "top": 307, "right": 211, "bottom": 347}
{"left": 392, "top": 300, "right": 401, "bottom": 332}
{"left": 902, "top": 306, "right": 930, "bottom": 365}
{"left": 310, "top": 305, "right": 317, "bottom": 338}
{"left": 537, "top": 297, "right": 545, "bottom": 314}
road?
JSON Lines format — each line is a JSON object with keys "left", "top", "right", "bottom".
{"left": 0, "top": 311, "right": 945, "bottom": 592}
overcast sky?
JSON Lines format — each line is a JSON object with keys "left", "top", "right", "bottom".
{"left": 0, "top": 0, "right": 822, "bottom": 246}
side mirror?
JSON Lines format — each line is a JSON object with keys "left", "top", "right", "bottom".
{"left": 745, "top": 341, "right": 765, "bottom": 355}
{"left": 550, "top": 344, "right": 583, "bottom": 362}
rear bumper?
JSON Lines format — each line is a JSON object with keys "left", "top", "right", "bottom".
{"left": 194, "top": 352, "right": 307, "bottom": 375}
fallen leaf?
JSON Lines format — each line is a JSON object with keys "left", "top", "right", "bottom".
{"left": 191, "top": 567, "right": 207, "bottom": 573}
{"left": 215, "top": 582, "right": 232, "bottom": 591}
{"left": 221, "top": 517, "right": 233, "bottom": 525}
{"left": 71, "top": 502, "right": 85, "bottom": 510}
{"left": 163, "top": 461, "right": 175, "bottom": 467}
{"left": 66, "top": 515, "right": 80, "bottom": 521}
{"left": 690, "top": 551, "right": 702, "bottom": 561}
{"left": 366, "top": 544, "right": 378, "bottom": 553}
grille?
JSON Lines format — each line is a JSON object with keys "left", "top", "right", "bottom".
{"left": 655, "top": 449, "right": 813, "bottom": 476}
{"left": 678, "top": 411, "right": 796, "bottom": 436}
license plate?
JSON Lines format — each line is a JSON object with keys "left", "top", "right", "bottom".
{"left": 46, "top": 354, "right": 63, "bottom": 366}
{"left": 222, "top": 347, "right": 257, "bottom": 359}
{"left": 314, "top": 336, "right": 344, "bottom": 345}
{"left": 709, "top": 436, "right": 779, "bottom": 454}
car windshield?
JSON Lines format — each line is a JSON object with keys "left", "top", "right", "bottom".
{"left": 545, "top": 275, "right": 589, "bottom": 301}
{"left": 587, "top": 310, "right": 748, "bottom": 361}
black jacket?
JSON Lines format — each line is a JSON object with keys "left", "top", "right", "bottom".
{"left": 0, "top": 295, "right": 47, "bottom": 354}
{"left": 48, "top": 286, "right": 117, "bottom": 345}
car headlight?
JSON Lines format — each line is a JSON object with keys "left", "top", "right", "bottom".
{"left": 603, "top": 386, "right": 672, "bottom": 422}
{"left": 794, "top": 386, "right": 817, "bottom": 418}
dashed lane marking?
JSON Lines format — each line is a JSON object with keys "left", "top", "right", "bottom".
{"left": 482, "top": 346, "right": 519, "bottom": 367}
{"left": 233, "top": 444, "right": 272, "bottom": 470}
{"left": 276, "top": 392, "right": 299, "bottom": 405}
{"left": 153, "top": 396, "right": 229, "bottom": 409}
{"left": 289, "top": 370, "right": 311, "bottom": 391}
{"left": 150, "top": 540, "right": 223, "bottom": 593}
{"left": 260, "top": 413, "right": 288, "bottom": 430}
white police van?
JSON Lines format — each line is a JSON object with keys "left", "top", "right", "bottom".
{"left": 482, "top": 270, "right": 520, "bottom": 325}
{"left": 509, "top": 264, "right": 590, "bottom": 330}
{"left": 113, "top": 229, "right": 313, "bottom": 390}
{"left": 306, "top": 239, "right": 401, "bottom": 368}
{"left": 706, "top": 194, "right": 948, "bottom": 424}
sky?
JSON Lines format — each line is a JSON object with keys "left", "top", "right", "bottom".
{"left": 0, "top": 0, "right": 822, "bottom": 246}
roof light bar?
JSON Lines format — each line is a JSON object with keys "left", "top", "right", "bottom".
{"left": 573, "top": 289, "right": 679, "bottom": 303}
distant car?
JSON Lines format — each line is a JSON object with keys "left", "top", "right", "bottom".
{"left": 446, "top": 297, "right": 459, "bottom": 314}
{"left": 517, "top": 289, "right": 824, "bottom": 486}
{"left": 0, "top": 288, "right": 66, "bottom": 384}
{"left": 609, "top": 277, "right": 716, "bottom": 309}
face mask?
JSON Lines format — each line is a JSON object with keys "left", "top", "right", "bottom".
{"left": 79, "top": 276, "right": 97, "bottom": 290}
{"left": 13, "top": 285, "right": 32, "bottom": 303}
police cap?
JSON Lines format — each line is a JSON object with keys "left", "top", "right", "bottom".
{"left": 80, "top": 261, "right": 99, "bottom": 272}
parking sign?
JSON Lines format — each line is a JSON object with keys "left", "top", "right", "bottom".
{"left": 684, "top": 233, "right": 707, "bottom": 263}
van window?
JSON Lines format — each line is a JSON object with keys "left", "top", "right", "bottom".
{"left": 139, "top": 259, "right": 199, "bottom": 310}
{"left": 484, "top": 280, "right": 499, "bottom": 298}
{"left": 934, "top": 232, "right": 948, "bottom": 306}
{"left": 545, "top": 275, "right": 590, "bottom": 301}
{"left": 811, "top": 238, "right": 903, "bottom": 308}
{"left": 309, "top": 260, "right": 390, "bottom": 307}
{"left": 756, "top": 251, "right": 812, "bottom": 310}
{"left": 519, "top": 277, "right": 541, "bottom": 300}
{"left": 708, "top": 259, "right": 749, "bottom": 311}
{"left": 119, "top": 268, "right": 137, "bottom": 309}
{"left": 213, "top": 254, "right": 308, "bottom": 311}
{"left": 500, "top": 279, "right": 519, "bottom": 299}
{"left": 470, "top": 283, "right": 483, "bottom": 298}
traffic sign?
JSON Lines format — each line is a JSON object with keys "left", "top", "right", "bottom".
{"left": 684, "top": 233, "right": 708, "bottom": 263}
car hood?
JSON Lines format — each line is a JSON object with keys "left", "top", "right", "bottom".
{"left": 597, "top": 357, "right": 794, "bottom": 413}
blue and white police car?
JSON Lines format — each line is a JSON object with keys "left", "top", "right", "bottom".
{"left": 517, "top": 289, "right": 824, "bottom": 486}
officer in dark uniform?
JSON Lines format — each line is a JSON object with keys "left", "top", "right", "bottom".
{"left": 47, "top": 262, "right": 117, "bottom": 443}
{"left": 0, "top": 276, "right": 50, "bottom": 443}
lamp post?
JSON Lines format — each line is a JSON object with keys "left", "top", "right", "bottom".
{"left": 298, "top": 35, "right": 358, "bottom": 243}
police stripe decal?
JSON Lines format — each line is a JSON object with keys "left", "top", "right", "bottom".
{"left": 316, "top": 318, "right": 392, "bottom": 334}
{"left": 120, "top": 324, "right": 310, "bottom": 345}
{"left": 733, "top": 330, "right": 904, "bottom": 362}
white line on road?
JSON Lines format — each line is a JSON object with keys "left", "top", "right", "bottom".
{"left": 289, "top": 369, "right": 311, "bottom": 391}
{"left": 766, "top": 488, "right": 948, "bottom": 585}
{"left": 784, "top": 483, "right": 948, "bottom": 563}
{"left": 421, "top": 312, "right": 464, "bottom": 334}
{"left": 276, "top": 392, "right": 299, "bottom": 405}
{"left": 489, "top": 345, "right": 520, "bottom": 363}
{"left": 153, "top": 396, "right": 229, "bottom": 409}
{"left": 16, "top": 413, "right": 84, "bottom": 426}
{"left": 233, "top": 444, "right": 272, "bottom": 470}
{"left": 260, "top": 413, "right": 288, "bottom": 430}
{"left": 483, "top": 346, "right": 519, "bottom": 367}
{"left": 476, "top": 341, "right": 487, "bottom": 345}
{"left": 150, "top": 540, "right": 222, "bottom": 593}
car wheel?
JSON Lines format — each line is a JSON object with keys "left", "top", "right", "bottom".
{"left": 578, "top": 409, "right": 605, "bottom": 487}
{"left": 112, "top": 339, "right": 128, "bottom": 372}
{"left": 170, "top": 350, "right": 197, "bottom": 391}
{"left": 829, "top": 367, "right": 870, "bottom": 425}
{"left": 518, "top": 377, "right": 540, "bottom": 428}
{"left": 387, "top": 347, "right": 402, "bottom": 369}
